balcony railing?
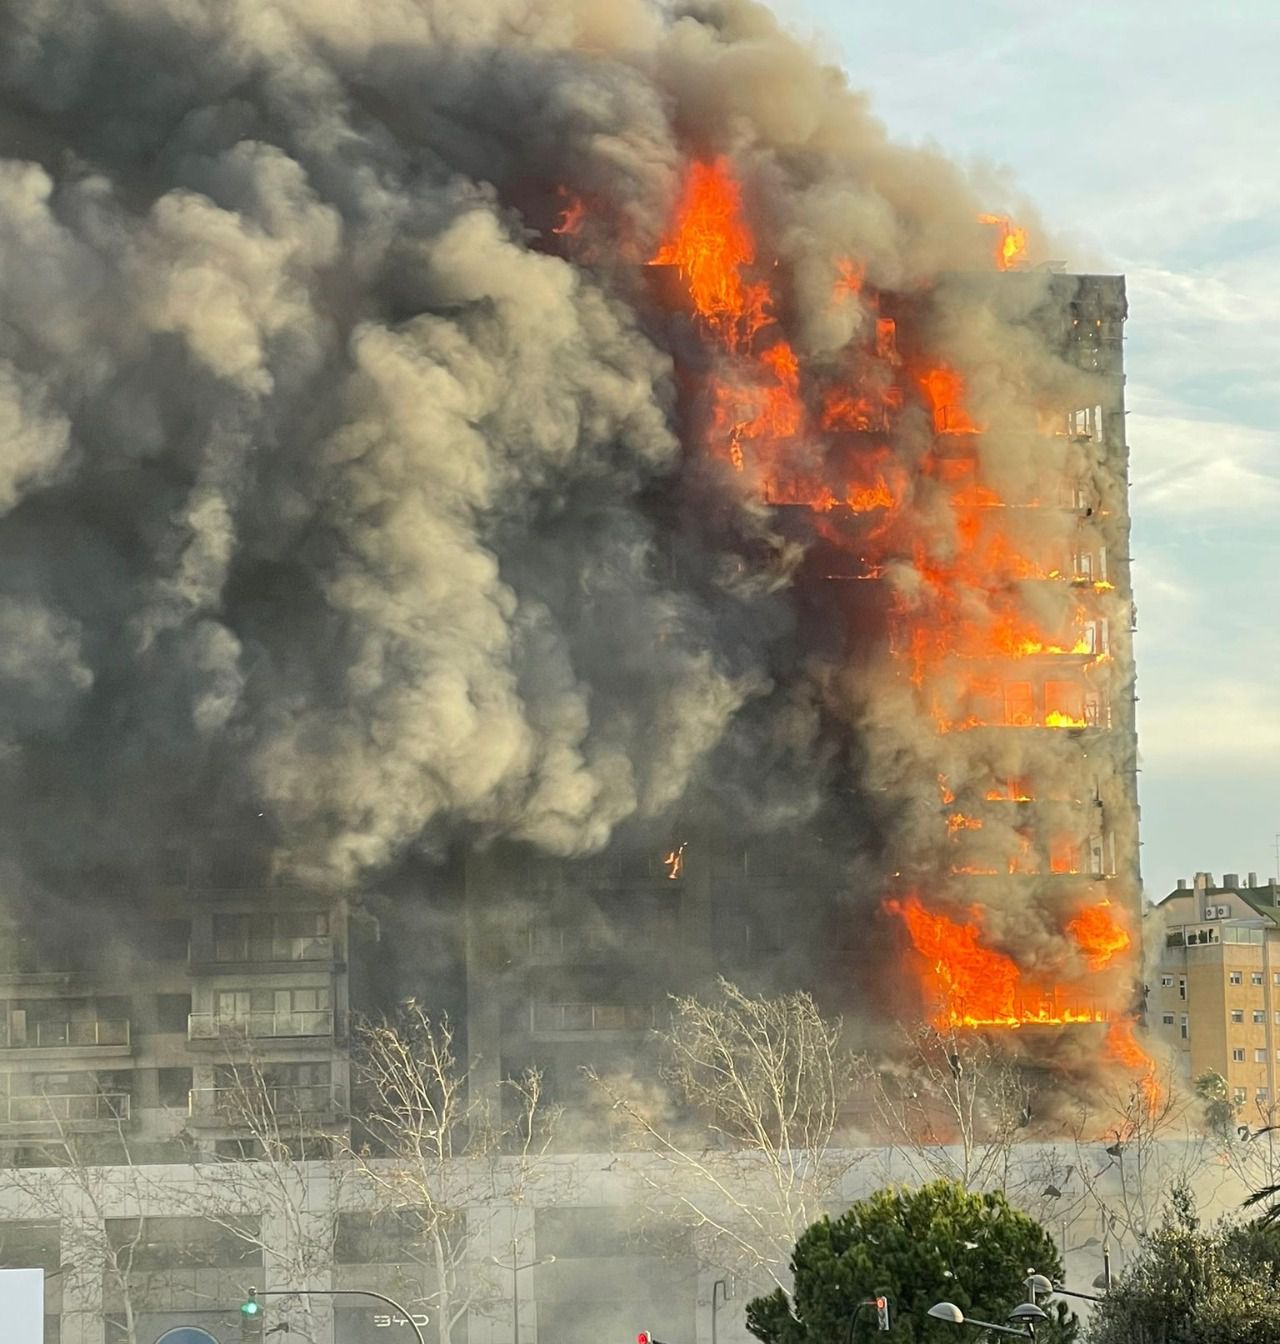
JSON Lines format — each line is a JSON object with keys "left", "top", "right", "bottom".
{"left": 187, "top": 1085, "right": 346, "bottom": 1123}
{"left": 187, "top": 1010, "right": 334, "bottom": 1041}
{"left": 1, "top": 1092, "right": 131, "bottom": 1125}
{"left": 207, "top": 936, "right": 333, "bottom": 964}
{"left": 530, "top": 1003, "right": 657, "bottom": 1034}
{"left": 0, "top": 1019, "right": 130, "bottom": 1049}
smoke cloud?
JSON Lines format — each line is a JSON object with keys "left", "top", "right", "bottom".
{"left": 0, "top": 0, "right": 1138, "bottom": 1073}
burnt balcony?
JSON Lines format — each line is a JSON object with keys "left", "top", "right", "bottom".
{"left": 0, "top": 1092, "right": 131, "bottom": 1131}
{"left": 190, "top": 934, "right": 336, "bottom": 972}
{"left": 187, "top": 1010, "right": 335, "bottom": 1042}
{"left": 0, "top": 1018, "right": 131, "bottom": 1055}
{"left": 186, "top": 1084, "right": 347, "bottom": 1126}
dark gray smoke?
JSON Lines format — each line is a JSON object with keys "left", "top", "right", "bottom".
{"left": 0, "top": 0, "right": 1139, "bottom": 1081}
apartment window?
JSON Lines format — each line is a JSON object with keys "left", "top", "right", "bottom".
{"left": 1274, "top": 972, "right": 1280, "bottom": 986}
{"left": 1257, "top": 1050, "right": 1269, "bottom": 1064}
{"left": 1179, "top": 977, "right": 1187, "bottom": 1000}
{"left": 1274, "top": 1012, "right": 1280, "bottom": 1026}
{"left": 156, "top": 1067, "right": 192, "bottom": 1108}
{"left": 1254, "top": 972, "right": 1266, "bottom": 986}
{"left": 1233, "top": 1048, "right": 1247, "bottom": 1062}
{"left": 1180, "top": 1016, "right": 1189, "bottom": 1039}
{"left": 212, "top": 912, "right": 331, "bottom": 963}
{"left": 105, "top": 1217, "right": 261, "bottom": 1269}
{"left": 1235, "top": 1087, "right": 1248, "bottom": 1104}
{"left": 212, "top": 987, "right": 331, "bottom": 1036}
{"left": 1232, "top": 1010, "right": 1245, "bottom": 1023}
{"left": 1230, "top": 971, "right": 1243, "bottom": 985}
{"left": 1160, "top": 975, "right": 1174, "bottom": 988}
{"left": 1161, "top": 1013, "right": 1175, "bottom": 1026}
{"left": 1256, "top": 1011, "right": 1268, "bottom": 1025}
{"left": 1261, "top": 1089, "right": 1272, "bottom": 1102}
{"left": 155, "top": 994, "right": 192, "bottom": 1033}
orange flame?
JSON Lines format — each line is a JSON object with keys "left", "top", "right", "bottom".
{"left": 552, "top": 189, "right": 586, "bottom": 236}
{"left": 920, "top": 365, "right": 982, "bottom": 435}
{"left": 886, "top": 895, "right": 1107, "bottom": 1030}
{"left": 663, "top": 842, "right": 687, "bottom": 880}
{"left": 649, "top": 158, "right": 771, "bottom": 350}
{"left": 978, "top": 214, "right": 1028, "bottom": 271}
{"left": 1105, "top": 1017, "right": 1164, "bottom": 1112}
{"left": 1068, "top": 900, "right": 1132, "bottom": 970}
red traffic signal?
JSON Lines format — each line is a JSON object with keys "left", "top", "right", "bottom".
{"left": 637, "top": 1333, "right": 651, "bottom": 1344}
{"left": 874, "top": 1297, "right": 891, "bottom": 1331}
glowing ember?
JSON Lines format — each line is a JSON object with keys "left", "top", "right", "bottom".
{"left": 978, "top": 213, "right": 1029, "bottom": 271}
{"left": 1068, "top": 900, "right": 1132, "bottom": 970}
{"left": 946, "top": 812, "right": 983, "bottom": 834}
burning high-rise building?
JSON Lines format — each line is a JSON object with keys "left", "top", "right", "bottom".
{"left": 0, "top": 1, "right": 1155, "bottom": 1338}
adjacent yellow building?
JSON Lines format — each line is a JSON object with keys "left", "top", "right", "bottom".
{"left": 1148, "top": 871, "right": 1280, "bottom": 1121}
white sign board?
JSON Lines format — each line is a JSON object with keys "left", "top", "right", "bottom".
{"left": 0, "top": 1267, "right": 43, "bottom": 1343}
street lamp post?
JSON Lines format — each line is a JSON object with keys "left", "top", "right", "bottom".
{"left": 487, "top": 1241, "right": 556, "bottom": 1344}
{"left": 710, "top": 1277, "right": 733, "bottom": 1344}
{"left": 1025, "top": 1272, "right": 1105, "bottom": 1307}
{"left": 244, "top": 1285, "right": 426, "bottom": 1344}
{"left": 927, "top": 1302, "right": 1048, "bottom": 1339}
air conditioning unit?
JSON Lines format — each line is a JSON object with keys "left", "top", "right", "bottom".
{"left": 1217, "top": 905, "right": 1230, "bottom": 918}
{"left": 1205, "top": 908, "right": 1217, "bottom": 920}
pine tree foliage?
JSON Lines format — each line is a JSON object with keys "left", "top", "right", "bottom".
{"left": 1087, "top": 1187, "right": 1280, "bottom": 1344}
{"left": 745, "top": 1179, "right": 1073, "bottom": 1343}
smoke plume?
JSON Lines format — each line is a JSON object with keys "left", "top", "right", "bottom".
{"left": 0, "top": 0, "right": 1141, "bottom": 1080}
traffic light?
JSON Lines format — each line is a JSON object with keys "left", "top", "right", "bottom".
{"left": 241, "top": 1288, "right": 264, "bottom": 1339}
{"left": 874, "top": 1296, "right": 891, "bottom": 1332}
{"left": 637, "top": 1331, "right": 668, "bottom": 1344}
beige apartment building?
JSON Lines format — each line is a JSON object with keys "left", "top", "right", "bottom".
{"left": 1148, "top": 871, "right": 1280, "bottom": 1121}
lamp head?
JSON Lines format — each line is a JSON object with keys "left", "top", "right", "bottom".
{"left": 927, "top": 1303, "right": 965, "bottom": 1324}
{"left": 1008, "top": 1304, "right": 1048, "bottom": 1324}
{"left": 1024, "top": 1273, "right": 1054, "bottom": 1298}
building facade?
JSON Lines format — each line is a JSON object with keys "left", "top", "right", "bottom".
{"left": 1148, "top": 871, "right": 1280, "bottom": 1118}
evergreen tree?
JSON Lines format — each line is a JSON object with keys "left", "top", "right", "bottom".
{"left": 1087, "top": 1187, "right": 1280, "bottom": 1344}
{"left": 746, "top": 1179, "right": 1073, "bottom": 1343}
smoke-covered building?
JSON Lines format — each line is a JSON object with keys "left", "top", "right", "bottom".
{"left": 0, "top": 0, "right": 1151, "bottom": 1340}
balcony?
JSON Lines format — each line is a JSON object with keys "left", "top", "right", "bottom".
{"left": 187, "top": 1010, "right": 335, "bottom": 1042}
{"left": 0, "top": 1019, "right": 131, "bottom": 1055}
{"left": 528, "top": 1003, "right": 658, "bottom": 1037}
{"left": 191, "top": 935, "right": 336, "bottom": 971}
{"left": 187, "top": 1084, "right": 347, "bottom": 1126}
{"left": 0, "top": 1092, "right": 131, "bottom": 1130}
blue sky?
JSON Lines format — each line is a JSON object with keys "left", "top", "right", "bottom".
{"left": 779, "top": 0, "right": 1280, "bottom": 900}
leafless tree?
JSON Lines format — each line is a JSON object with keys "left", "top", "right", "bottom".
{"left": 589, "top": 978, "right": 861, "bottom": 1296}
{"left": 854, "top": 1024, "right": 1035, "bottom": 1195}
{"left": 161, "top": 1051, "right": 350, "bottom": 1344}
{"left": 1054, "top": 1063, "right": 1230, "bottom": 1274}
{"left": 343, "top": 1002, "right": 561, "bottom": 1344}
{"left": 0, "top": 1104, "right": 155, "bottom": 1344}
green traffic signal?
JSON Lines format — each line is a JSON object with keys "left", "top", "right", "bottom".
{"left": 241, "top": 1290, "right": 261, "bottom": 1317}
